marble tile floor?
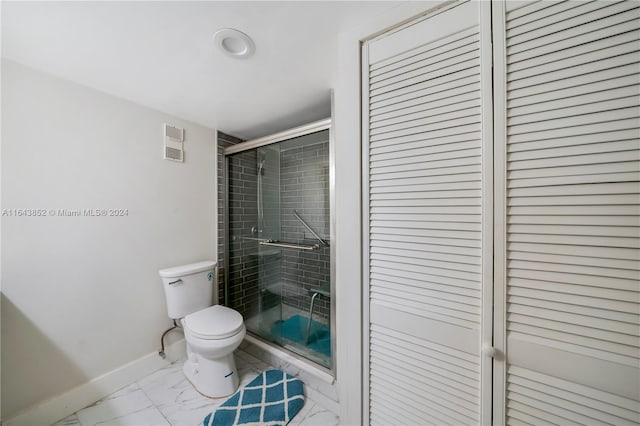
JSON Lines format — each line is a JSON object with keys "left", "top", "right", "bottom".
{"left": 52, "top": 349, "right": 339, "bottom": 426}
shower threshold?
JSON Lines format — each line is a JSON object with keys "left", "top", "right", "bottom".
{"left": 244, "top": 332, "right": 335, "bottom": 384}
{"left": 244, "top": 305, "right": 334, "bottom": 378}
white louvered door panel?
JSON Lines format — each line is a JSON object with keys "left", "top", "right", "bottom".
{"left": 363, "top": 2, "right": 493, "bottom": 424}
{"left": 495, "top": 1, "right": 640, "bottom": 424}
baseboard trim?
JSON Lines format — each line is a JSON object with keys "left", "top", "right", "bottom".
{"left": 4, "top": 339, "right": 186, "bottom": 426}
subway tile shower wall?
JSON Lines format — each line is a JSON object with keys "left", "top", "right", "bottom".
{"left": 228, "top": 149, "right": 261, "bottom": 318}
{"left": 217, "top": 131, "right": 244, "bottom": 305}
{"left": 224, "top": 136, "right": 330, "bottom": 323}
{"left": 279, "top": 140, "right": 330, "bottom": 321}
{"left": 256, "top": 144, "right": 282, "bottom": 311}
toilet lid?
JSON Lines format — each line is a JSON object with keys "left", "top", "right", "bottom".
{"left": 184, "top": 305, "right": 244, "bottom": 339}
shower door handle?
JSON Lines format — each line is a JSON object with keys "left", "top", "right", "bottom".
{"left": 259, "top": 240, "right": 320, "bottom": 250}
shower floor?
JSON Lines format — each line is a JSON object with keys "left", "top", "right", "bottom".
{"left": 245, "top": 305, "right": 331, "bottom": 369}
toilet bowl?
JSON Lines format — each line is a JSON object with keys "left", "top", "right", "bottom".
{"left": 158, "top": 261, "right": 246, "bottom": 398}
{"left": 182, "top": 305, "right": 246, "bottom": 398}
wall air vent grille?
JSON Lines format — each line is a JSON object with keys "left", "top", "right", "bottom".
{"left": 164, "top": 123, "right": 184, "bottom": 162}
{"left": 165, "top": 146, "right": 183, "bottom": 162}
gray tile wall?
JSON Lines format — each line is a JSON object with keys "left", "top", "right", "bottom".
{"left": 222, "top": 132, "right": 331, "bottom": 324}
{"left": 279, "top": 139, "right": 331, "bottom": 320}
{"left": 217, "top": 131, "right": 243, "bottom": 305}
{"left": 227, "top": 150, "right": 261, "bottom": 318}
{"left": 256, "top": 144, "right": 283, "bottom": 312}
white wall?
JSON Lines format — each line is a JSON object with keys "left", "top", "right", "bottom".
{"left": 1, "top": 60, "right": 216, "bottom": 420}
{"left": 333, "top": 2, "right": 446, "bottom": 424}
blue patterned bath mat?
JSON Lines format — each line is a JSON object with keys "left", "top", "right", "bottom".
{"left": 204, "top": 370, "right": 305, "bottom": 426}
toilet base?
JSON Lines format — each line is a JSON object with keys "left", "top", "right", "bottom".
{"left": 183, "top": 351, "right": 240, "bottom": 398}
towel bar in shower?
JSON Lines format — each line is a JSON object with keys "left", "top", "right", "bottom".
{"left": 259, "top": 240, "right": 320, "bottom": 251}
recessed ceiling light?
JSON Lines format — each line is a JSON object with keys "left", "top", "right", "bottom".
{"left": 214, "top": 28, "right": 255, "bottom": 59}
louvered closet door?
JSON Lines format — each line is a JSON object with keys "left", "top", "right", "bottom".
{"left": 496, "top": 1, "right": 640, "bottom": 424}
{"left": 363, "top": 2, "right": 493, "bottom": 424}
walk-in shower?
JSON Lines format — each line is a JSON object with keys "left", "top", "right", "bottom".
{"left": 223, "top": 119, "right": 334, "bottom": 371}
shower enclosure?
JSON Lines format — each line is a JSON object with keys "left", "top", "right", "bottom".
{"left": 223, "top": 119, "right": 334, "bottom": 371}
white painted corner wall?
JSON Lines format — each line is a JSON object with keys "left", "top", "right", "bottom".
{"left": 3, "top": 339, "right": 186, "bottom": 426}
{"left": 1, "top": 60, "right": 216, "bottom": 422}
{"left": 1, "top": 2, "right": 450, "bottom": 422}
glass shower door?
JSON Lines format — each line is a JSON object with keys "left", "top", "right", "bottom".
{"left": 225, "top": 127, "right": 332, "bottom": 370}
{"left": 253, "top": 144, "right": 283, "bottom": 340}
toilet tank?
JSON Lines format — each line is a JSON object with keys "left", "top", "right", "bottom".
{"left": 159, "top": 260, "right": 216, "bottom": 319}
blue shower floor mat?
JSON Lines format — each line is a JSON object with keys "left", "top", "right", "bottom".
{"left": 270, "top": 314, "right": 331, "bottom": 358}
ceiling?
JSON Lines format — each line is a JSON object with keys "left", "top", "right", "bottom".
{"left": 1, "top": 1, "right": 404, "bottom": 140}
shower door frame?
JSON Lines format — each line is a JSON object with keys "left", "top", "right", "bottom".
{"left": 223, "top": 117, "right": 336, "bottom": 376}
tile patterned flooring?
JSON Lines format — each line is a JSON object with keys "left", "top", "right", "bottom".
{"left": 52, "top": 349, "right": 339, "bottom": 426}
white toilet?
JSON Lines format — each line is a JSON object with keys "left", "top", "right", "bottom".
{"left": 158, "top": 260, "right": 246, "bottom": 398}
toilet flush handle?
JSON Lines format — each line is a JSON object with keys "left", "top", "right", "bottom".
{"left": 168, "top": 279, "right": 183, "bottom": 286}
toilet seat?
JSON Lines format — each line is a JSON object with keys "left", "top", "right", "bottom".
{"left": 184, "top": 305, "right": 244, "bottom": 340}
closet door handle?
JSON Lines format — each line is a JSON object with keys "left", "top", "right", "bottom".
{"left": 482, "top": 344, "right": 497, "bottom": 358}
